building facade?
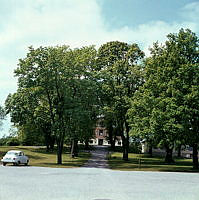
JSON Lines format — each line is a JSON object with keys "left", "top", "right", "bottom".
{"left": 89, "top": 119, "right": 122, "bottom": 146}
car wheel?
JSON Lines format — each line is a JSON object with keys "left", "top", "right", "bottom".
{"left": 25, "top": 160, "right": 29, "bottom": 166}
{"left": 3, "top": 162, "right": 6, "bottom": 166}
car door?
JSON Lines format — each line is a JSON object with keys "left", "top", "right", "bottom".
{"left": 19, "top": 152, "right": 25, "bottom": 163}
{"left": 22, "top": 152, "right": 27, "bottom": 163}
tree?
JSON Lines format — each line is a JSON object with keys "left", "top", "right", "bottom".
{"left": 129, "top": 29, "right": 199, "bottom": 166}
{"left": 6, "top": 45, "right": 98, "bottom": 164}
{"left": 128, "top": 88, "right": 158, "bottom": 157}
{"left": 0, "top": 106, "right": 6, "bottom": 131}
{"left": 5, "top": 89, "right": 48, "bottom": 146}
{"left": 97, "top": 41, "right": 144, "bottom": 161}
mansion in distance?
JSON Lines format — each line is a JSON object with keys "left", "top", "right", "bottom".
{"left": 89, "top": 118, "right": 122, "bottom": 146}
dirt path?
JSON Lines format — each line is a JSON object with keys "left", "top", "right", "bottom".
{"left": 83, "top": 145, "right": 109, "bottom": 168}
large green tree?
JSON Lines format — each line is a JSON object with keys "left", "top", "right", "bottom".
{"left": 6, "top": 45, "right": 98, "bottom": 164}
{"left": 129, "top": 29, "right": 199, "bottom": 167}
{"left": 128, "top": 88, "right": 158, "bottom": 157}
{"left": 97, "top": 41, "right": 144, "bottom": 160}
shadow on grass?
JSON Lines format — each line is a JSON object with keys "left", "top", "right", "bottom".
{"left": 29, "top": 152, "right": 90, "bottom": 167}
{"left": 26, "top": 154, "right": 44, "bottom": 159}
{"left": 34, "top": 154, "right": 91, "bottom": 168}
{"left": 41, "top": 161, "right": 84, "bottom": 167}
{"left": 108, "top": 154, "right": 199, "bottom": 172}
{"left": 2, "top": 164, "right": 31, "bottom": 167}
{"left": 0, "top": 146, "right": 90, "bottom": 168}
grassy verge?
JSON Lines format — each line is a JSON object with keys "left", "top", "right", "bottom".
{"left": 108, "top": 152, "right": 199, "bottom": 172}
{"left": 0, "top": 146, "right": 91, "bottom": 168}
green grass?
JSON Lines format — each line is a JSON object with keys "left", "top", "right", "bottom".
{"left": 108, "top": 152, "right": 199, "bottom": 172}
{"left": 0, "top": 146, "right": 91, "bottom": 168}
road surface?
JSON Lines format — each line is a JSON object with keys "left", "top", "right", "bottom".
{"left": 0, "top": 165, "right": 199, "bottom": 200}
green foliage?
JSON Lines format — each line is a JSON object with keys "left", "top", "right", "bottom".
{"left": 5, "top": 45, "right": 99, "bottom": 164}
{"left": 0, "top": 136, "right": 10, "bottom": 146}
{"left": 128, "top": 28, "right": 199, "bottom": 165}
{"left": 0, "top": 135, "right": 20, "bottom": 146}
{"left": 6, "top": 137, "right": 20, "bottom": 146}
{"left": 97, "top": 41, "right": 145, "bottom": 160}
{"left": 4, "top": 29, "right": 199, "bottom": 167}
{"left": 0, "top": 106, "right": 6, "bottom": 129}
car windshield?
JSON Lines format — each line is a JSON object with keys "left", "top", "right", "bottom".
{"left": 6, "top": 152, "right": 19, "bottom": 156}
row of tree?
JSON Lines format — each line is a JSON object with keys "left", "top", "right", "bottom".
{"left": 3, "top": 28, "right": 199, "bottom": 168}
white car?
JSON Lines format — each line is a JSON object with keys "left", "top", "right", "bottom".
{"left": 1, "top": 150, "right": 29, "bottom": 166}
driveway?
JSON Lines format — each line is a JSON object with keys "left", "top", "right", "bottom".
{"left": 83, "top": 145, "right": 109, "bottom": 168}
{"left": 0, "top": 165, "right": 199, "bottom": 200}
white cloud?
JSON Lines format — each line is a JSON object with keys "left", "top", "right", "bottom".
{"left": 181, "top": 1, "right": 199, "bottom": 22}
{"left": 0, "top": 0, "right": 106, "bottom": 48}
{"left": 0, "top": 1, "right": 198, "bottom": 56}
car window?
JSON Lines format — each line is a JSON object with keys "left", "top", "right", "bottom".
{"left": 6, "top": 152, "right": 14, "bottom": 155}
{"left": 6, "top": 152, "right": 19, "bottom": 156}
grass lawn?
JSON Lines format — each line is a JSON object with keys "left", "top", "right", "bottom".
{"left": 108, "top": 152, "right": 199, "bottom": 172}
{"left": 0, "top": 146, "right": 91, "bottom": 168}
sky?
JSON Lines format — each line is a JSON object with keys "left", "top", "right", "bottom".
{"left": 0, "top": 0, "right": 199, "bottom": 137}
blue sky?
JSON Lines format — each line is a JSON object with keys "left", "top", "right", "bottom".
{"left": 0, "top": 0, "right": 199, "bottom": 136}
{"left": 100, "top": 0, "right": 191, "bottom": 28}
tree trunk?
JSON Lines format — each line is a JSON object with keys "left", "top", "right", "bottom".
{"left": 121, "top": 123, "right": 129, "bottom": 161}
{"left": 49, "top": 136, "right": 55, "bottom": 151}
{"left": 123, "top": 148, "right": 128, "bottom": 161}
{"left": 44, "top": 128, "right": 51, "bottom": 152}
{"left": 122, "top": 136, "right": 129, "bottom": 161}
{"left": 46, "top": 143, "right": 50, "bottom": 152}
{"left": 107, "top": 124, "right": 115, "bottom": 150}
{"left": 192, "top": 143, "right": 198, "bottom": 169}
{"left": 71, "top": 140, "right": 75, "bottom": 158}
{"left": 74, "top": 139, "right": 78, "bottom": 156}
{"left": 110, "top": 134, "right": 115, "bottom": 151}
{"left": 165, "top": 147, "right": 174, "bottom": 163}
{"left": 148, "top": 145, "right": 153, "bottom": 157}
{"left": 43, "top": 124, "right": 55, "bottom": 152}
{"left": 85, "top": 139, "right": 89, "bottom": 150}
{"left": 112, "top": 135, "right": 116, "bottom": 151}
{"left": 57, "top": 140, "right": 63, "bottom": 164}
{"left": 177, "top": 144, "right": 181, "bottom": 158}
{"left": 71, "top": 139, "right": 79, "bottom": 157}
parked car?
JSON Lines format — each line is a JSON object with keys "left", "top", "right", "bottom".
{"left": 1, "top": 150, "right": 29, "bottom": 166}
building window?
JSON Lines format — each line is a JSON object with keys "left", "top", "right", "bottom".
{"left": 99, "top": 129, "right": 104, "bottom": 136}
{"left": 99, "top": 121, "right": 105, "bottom": 127}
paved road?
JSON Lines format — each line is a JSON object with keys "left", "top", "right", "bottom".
{"left": 83, "top": 145, "right": 109, "bottom": 168}
{"left": 0, "top": 165, "right": 199, "bottom": 200}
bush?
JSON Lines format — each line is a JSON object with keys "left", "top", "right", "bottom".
{"left": 0, "top": 137, "right": 8, "bottom": 146}
{"left": 0, "top": 136, "right": 20, "bottom": 146}
{"left": 6, "top": 137, "right": 20, "bottom": 146}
